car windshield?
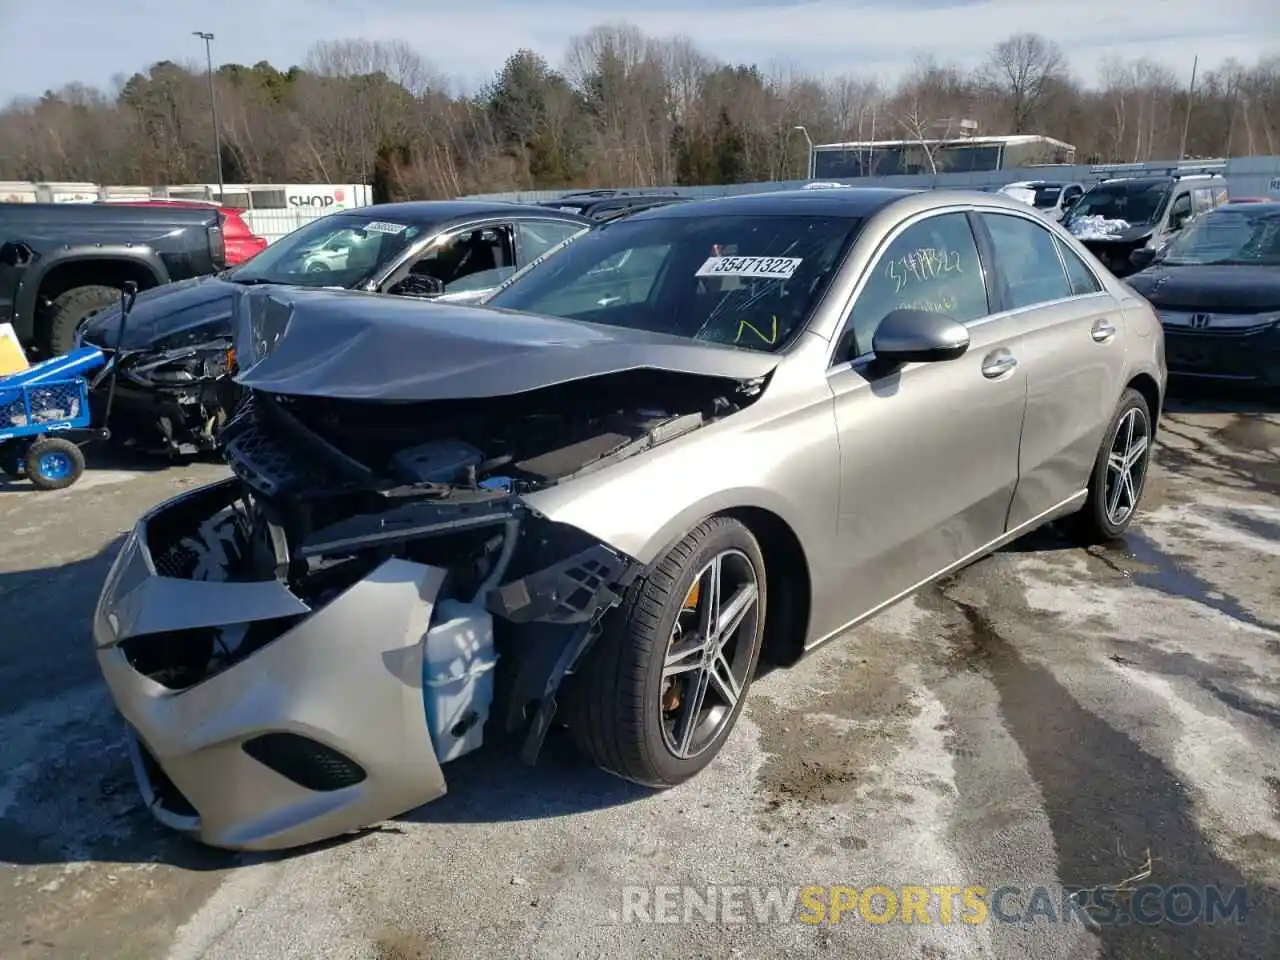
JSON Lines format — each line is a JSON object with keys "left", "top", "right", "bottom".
{"left": 228, "top": 213, "right": 427, "bottom": 287}
{"left": 1162, "top": 209, "right": 1280, "bottom": 266}
{"left": 1068, "top": 181, "right": 1170, "bottom": 224}
{"left": 484, "top": 213, "right": 861, "bottom": 353}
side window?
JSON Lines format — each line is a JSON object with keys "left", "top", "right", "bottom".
{"left": 1169, "top": 193, "right": 1193, "bottom": 231}
{"left": 1054, "top": 237, "right": 1103, "bottom": 296}
{"left": 518, "top": 220, "right": 586, "bottom": 263}
{"left": 1063, "top": 185, "right": 1084, "bottom": 204}
{"left": 845, "top": 212, "right": 988, "bottom": 356}
{"left": 1191, "top": 188, "right": 1214, "bottom": 217}
{"left": 401, "top": 224, "right": 517, "bottom": 295}
{"left": 979, "top": 213, "right": 1072, "bottom": 310}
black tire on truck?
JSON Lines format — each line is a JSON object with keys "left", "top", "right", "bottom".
{"left": 566, "top": 515, "right": 767, "bottom": 787}
{"left": 41, "top": 284, "right": 121, "bottom": 356}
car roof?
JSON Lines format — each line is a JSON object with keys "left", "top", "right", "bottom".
{"left": 329, "top": 199, "right": 593, "bottom": 224}
{"left": 618, "top": 187, "right": 920, "bottom": 221}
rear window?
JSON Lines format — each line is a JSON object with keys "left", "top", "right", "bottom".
{"left": 486, "top": 213, "right": 861, "bottom": 353}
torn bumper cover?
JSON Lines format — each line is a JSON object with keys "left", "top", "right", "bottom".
{"left": 87, "top": 341, "right": 240, "bottom": 454}
{"left": 93, "top": 477, "right": 639, "bottom": 851}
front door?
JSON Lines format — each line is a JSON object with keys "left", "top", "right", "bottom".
{"left": 381, "top": 221, "right": 517, "bottom": 300}
{"left": 973, "top": 211, "right": 1128, "bottom": 528}
{"left": 820, "top": 209, "right": 1027, "bottom": 633}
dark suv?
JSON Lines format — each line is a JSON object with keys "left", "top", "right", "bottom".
{"left": 539, "top": 190, "right": 690, "bottom": 222}
{"left": 1062, "top": 173, "right": 1228, "bottom": 277}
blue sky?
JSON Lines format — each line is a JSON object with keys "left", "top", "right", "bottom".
{"left": 0, "top": 0, "right": 1273, "bottom": 104}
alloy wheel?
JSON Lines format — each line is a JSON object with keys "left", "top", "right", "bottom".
{"left": 1105, "top": 407, "right": 1150, "bottom": 526}
{"left": 659, "top": 549, "right": 760, "bottom": 760}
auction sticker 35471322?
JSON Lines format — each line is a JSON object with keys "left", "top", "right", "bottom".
{"left": 696, "top": 256, "right": 803, "bottom": 279}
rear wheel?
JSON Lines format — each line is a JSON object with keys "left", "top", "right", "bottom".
{"left": 568, "top": 516, "right": 766, "bottom": 787}
{"left": 41, "top": 284, "right": 121, "bottom": 356}
{"left": 1064, "top": 388, "right": 1153, "bottom": 544}
{"left": 23, "top": 437, "right": 85, "bottom": 491}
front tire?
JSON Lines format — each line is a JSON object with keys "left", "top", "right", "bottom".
{"left": 42, "top": 284, "right": 121, "bottom": 356}
{"left": 1065, "top": 388, "right": 1153, "bottom": 544}
{"left": 568, "top": 516, "right": 766, "bottom": 787}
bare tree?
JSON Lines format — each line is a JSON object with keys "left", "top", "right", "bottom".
{"left": 980, "top": 33, "right": 1068, "bottom": 134}
{"left": 0, "top": 27, "right": 1276, "bottom": 195}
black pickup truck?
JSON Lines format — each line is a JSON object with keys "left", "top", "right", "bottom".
{"left": 0, "top": 202, "right": 226, "bottom": 356}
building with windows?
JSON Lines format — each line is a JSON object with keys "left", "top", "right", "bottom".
{"left": 812, "top": 135, "right": 1077, "bottom": 179}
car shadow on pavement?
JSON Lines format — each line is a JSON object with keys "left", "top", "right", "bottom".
{"left": 0, "top": 444, "right": 206, "bottom": 493}
{"left": 1163, "top": 381, "right": 1278, "bottom": 416}
{"left": 0, "top": 536, "right": 242, "bottom": 874}
{"left": 398, "top": 730, "right": 654, "bottom": 826}
{"left": 935, "top": 591, "right": 1280, "bottom": 960}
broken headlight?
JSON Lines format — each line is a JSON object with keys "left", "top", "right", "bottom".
{"left": 126, "top": 341, "right": 237, "bottom": 385}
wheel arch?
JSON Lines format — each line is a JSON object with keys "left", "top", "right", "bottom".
{"left": 629, "top": 498, "right": 814, "bottom": 669}
{"left": 19, "top": 249, "right": 167, "bottom": 340}
{"left": 720, "top": 506, "right": 812, "bottom": 667}
{"left": 1126, "top": 371, "right": 1162, "bottom": 437}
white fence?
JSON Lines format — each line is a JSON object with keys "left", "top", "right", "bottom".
{"left": 0, "top": 181, "right": 374, "bottom": 244}
{"left": 242, "top": 208, "right": 336, "bottom": 244}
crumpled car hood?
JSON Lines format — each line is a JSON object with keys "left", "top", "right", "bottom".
{"left": 231, "top": 286, "right": 780, "bottom": 401}
{"left": 81, "top": 274, "right": 237, "bottom": 351}
{"left": 1064, "top": 215, "right": 1153, "bottom": 245}
{"left": 1059, "top": 215, "right": 1152, "bottom": 244}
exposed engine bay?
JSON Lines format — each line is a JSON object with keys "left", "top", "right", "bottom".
{"left": 121, "top": 367, "right": 765, "bottom": 764}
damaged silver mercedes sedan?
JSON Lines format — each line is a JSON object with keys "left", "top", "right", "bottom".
{"left": 92, "top": 188, "right": 1167, "bottom": 850}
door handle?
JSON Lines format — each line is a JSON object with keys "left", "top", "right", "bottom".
{"left": 1091, "top": 319, "right": 1117, "bottom": 342}
{"left": 981, "top": 350, "right": 1018, "bottom": 379}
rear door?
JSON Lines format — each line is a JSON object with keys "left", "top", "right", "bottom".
{"left": 825, "top": 209, "right": 1029, "bottom": 619}
{"left": 973, "top": 210, "right": 1127, "bottom": 528}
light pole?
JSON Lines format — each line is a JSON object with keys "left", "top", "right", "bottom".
{"left": 193, "top": 31, "right": 225, "bottom": 201}
{"left": 793, "top": 125, "right": 814, "bottom": 180}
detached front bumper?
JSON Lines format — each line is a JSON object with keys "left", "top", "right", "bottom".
{"left": 94, "top": 475, "right": 642, "bottom": 851}
{"left": 93, "top": 478, "right": 448, "bottom": 851}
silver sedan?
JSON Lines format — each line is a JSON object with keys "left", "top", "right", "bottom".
{"left": 92, "top": 188, "right": 1166, "bottom": 850}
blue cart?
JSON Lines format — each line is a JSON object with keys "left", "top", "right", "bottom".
{"left": 0, "top": 283, "right": 136, "bottom": 490}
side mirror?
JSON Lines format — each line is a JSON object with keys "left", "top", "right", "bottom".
{"left": 388, "top": 273, "right": 445, "bottom": 298}
{"left": 871, "top": 309, "right": 970, "bottom": 364}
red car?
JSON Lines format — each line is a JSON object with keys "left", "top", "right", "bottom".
{"left": 96, "top": 198, "right": 268, "bottom": 265}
